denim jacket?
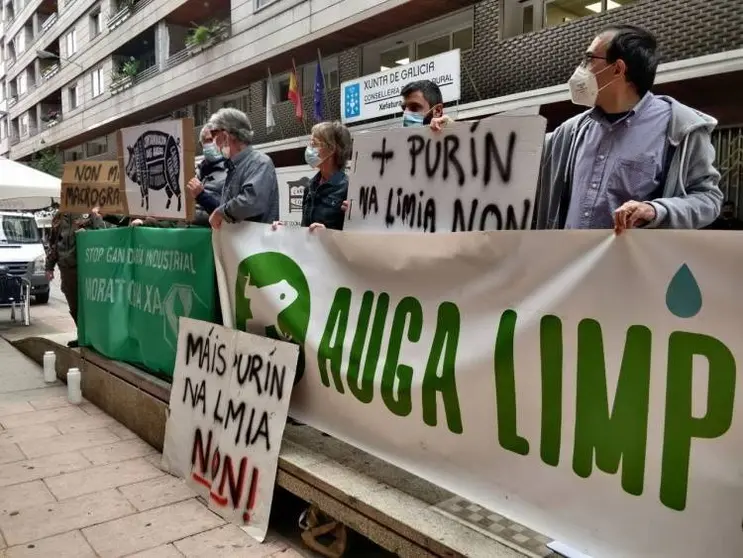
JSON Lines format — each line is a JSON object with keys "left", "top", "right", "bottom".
{"left": 301, "top": 170, "right": 348, "bottom": 230}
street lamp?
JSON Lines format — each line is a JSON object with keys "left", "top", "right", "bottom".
{"left": 36, "top": 50, "right": 84, "bottom": 70}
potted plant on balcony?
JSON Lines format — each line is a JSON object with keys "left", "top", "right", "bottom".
{"left": 108, "top": 0, "right": 136, "bottom": 30}
{"left": 110, "top": 57, "right": 140, "bottom": 95}
{"left": 40, "top": 109, "right": 60, "bottom": 127}
{"left": 41, "top": 62, "right": 60, "bottom": 81}
{"left": 185, "top": 20, "right": 228, "bottom": 55}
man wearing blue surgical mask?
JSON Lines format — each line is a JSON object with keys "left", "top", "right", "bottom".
{"left": 186, "top": 125, "right": 229, "bottom": 227}
{"left": 400, "top": 80, "right": 453, "bottom": 131}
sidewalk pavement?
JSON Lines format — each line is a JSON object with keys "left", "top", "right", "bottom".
{"left": 0, "top": 339, "right": 313, "bottom": 558}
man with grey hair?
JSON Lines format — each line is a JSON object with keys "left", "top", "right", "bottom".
{"left": 205, "top": 108, "right": 279, "bottom": 229}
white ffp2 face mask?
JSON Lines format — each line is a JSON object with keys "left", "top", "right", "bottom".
{"left": 568, "top": 64, "right": 617, "bottom": 107}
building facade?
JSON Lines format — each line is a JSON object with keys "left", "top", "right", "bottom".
{"left": 1, "top": 0, "right": 742, "bottom": 200}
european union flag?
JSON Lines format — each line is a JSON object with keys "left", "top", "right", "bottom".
{"left": 313, "top": 61, "right": 325, "bottom": 122}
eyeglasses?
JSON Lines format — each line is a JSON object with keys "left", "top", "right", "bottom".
{"left": 581, "top": 53, "right": 607, "bottom": 66}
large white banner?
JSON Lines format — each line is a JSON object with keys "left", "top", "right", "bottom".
{"left": 162, "top": 318, "right": 298, "bottom": 541}
{"left": 214, "top": 223, "right": 743, "bottom": 558}
{"left": 341, "top": 49, "right": 461, "bottom": 124}
{"left": 344, "top": 116, "right": 546, "bottom": 232}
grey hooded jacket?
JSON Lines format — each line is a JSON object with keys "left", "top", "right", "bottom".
{"left": 533, "top": 95, "right": 723, "bottom": 229}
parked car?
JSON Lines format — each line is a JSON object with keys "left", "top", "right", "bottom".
{"left": 0, "top": 211, "right": 50, "bottom": 303}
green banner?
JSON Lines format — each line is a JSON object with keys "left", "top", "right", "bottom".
{"left": 77, "top": 227, "right": 217, "bottom": 378}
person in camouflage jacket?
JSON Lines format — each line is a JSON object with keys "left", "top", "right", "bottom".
{"left": 45, "top": 210, "right": 110, "bottom": 347}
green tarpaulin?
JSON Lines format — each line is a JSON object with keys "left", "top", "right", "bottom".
{"left": 77, "top": 227, "right": 217, "bottom": 378}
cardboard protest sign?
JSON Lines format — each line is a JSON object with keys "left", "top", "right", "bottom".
{"left": 60, "top": 161, "right": 125, "bottom": 214}
{"left": 162, "top": 318, "right": 299, "bottom": 542}
{"left": 344, "top": 115, "right": 547, "bottom": 232}
{"left": 117, "top": 118, "right": 195, "bottom": 221}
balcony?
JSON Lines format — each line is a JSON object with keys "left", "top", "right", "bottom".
{"left": 110, "top": 25, "right": 156, "bottom": 95}
{"left": 40, "top": 5, "right": 59, "bottom": 35}
{"left": 163, "top": 0, "right": 231, "bottom": 71}
{"left": 40, "top": 90, "right": 63, "bottom": 131}
{"left": 10, "top": 133, "right": 19, "bottom": 147}
{"left": 7, "top": 0, "right": 164, "bottom": 123}
{"left": 41, "top": 61, "right": 61, "bottom": 81}
{"left": 108, "top": 0, "right": 145, "bottom": 31}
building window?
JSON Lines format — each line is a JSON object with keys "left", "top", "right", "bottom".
{"left": 90, "top": 7, "right": 102, "bottom": 38}
{"left": 417, "top": 36, "right": 450, "bottom": 60}
{"left": 65, "top": 28, "right": 77, "bottom": 56}
{"left": 502, "top": 0, "right": 635, "bottom": 38}
{"left": 194, "top": 102, "right": 209, "bottom": 126}
{"left": 376, "top": 26, "right": 473, "bottom": 72}
{"left": 91, "top": 67, "right": 103, "bottom": 98}
{"left": 416, "top": 27, "right": 473, "bottom": 60}
{"left": 255, "top": 0, "right": 279, "bottom": 10}
{"left": 69, "top": 84, "right": 79, "bottom": 109}
{"left": 19, "top": 113, "right": 28, "bottom": 136}
{"left": 380, "top": 45, "right": 411, "bottom": 71}
{"left": 17, "top": 73, "right": 26, "bottom": 96}
{"left": 302, "top": 56, "right": 339, "bottom": 95}
{"left": 0, "top": 120, "right": 6, "bottom": 140}
{"left": 86, "top": 136, "right": 108, "bottom": 157}
{"left": 267, "top": 73, "right": 291, "bottom": 102}
{"left": 14, "top": 32, "right": 25, "bottom": 54}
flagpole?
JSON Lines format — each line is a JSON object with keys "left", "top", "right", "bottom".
{"left": 316, "top": 48, "right": 330, "bottom": 122}
{"left": 292, "top": 58, "right": 309, "bottom": 134}
{"left": 267, "top": 67, "right": 287, "bottom": 140}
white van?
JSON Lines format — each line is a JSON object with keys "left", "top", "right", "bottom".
{"left": 0, "top": 211, "right": 50, "bottom": 303}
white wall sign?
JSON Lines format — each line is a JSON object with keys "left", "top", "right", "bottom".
{"left": 344, "top": 115, "right": 546, "bottom": 232}
{"left": 162, "top": 318, "right": 299, "bottom": 542}
{"left": 275, "top": 165, "right": 314, "bottom": 227}
{"left": 117, "top": 118, "right": 195, "bottom": 220}
{"left": 214, "top": 224, "right": 743, "bottom": 558}
{"left": 341, "top": 49, "right": 461, "bottom": 124}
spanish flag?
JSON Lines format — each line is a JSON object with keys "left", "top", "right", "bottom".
{"left": 288, "top": 61, "right": 303, "bottom": 120}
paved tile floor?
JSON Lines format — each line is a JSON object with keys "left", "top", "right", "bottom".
{"left": 0, "top": 339, "right": 314, "bottom": 557}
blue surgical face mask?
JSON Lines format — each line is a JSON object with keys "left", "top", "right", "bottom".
{"left": 305, "top": 146, "right": 322, "bottom": 168}
{"left": 402, "top": 110, "right": 426, "bottom": 127}
{"left": 202, "top": 142, "right": 221, "bottom": 162}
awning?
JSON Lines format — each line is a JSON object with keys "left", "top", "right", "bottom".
{"left": 0, "top": 158, "right": 61, "bottom": 211}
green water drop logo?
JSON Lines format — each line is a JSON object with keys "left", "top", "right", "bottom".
{"left": 665, "top": 264, "right": 702, "bottom": 318}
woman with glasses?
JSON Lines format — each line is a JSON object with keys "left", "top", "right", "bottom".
{"left": 274, "top": 121, "right": 352, "bottom": 231}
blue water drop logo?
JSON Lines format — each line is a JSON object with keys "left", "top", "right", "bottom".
{"left": 665, "top": 264, "right": 702, "bottom": 318}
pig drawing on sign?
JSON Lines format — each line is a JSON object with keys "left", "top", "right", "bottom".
{"left": 242, "top": 275, "right": 298, "bottom": 341}
{"left": 125, "top": 130, "right": 182, "bottom": 212}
